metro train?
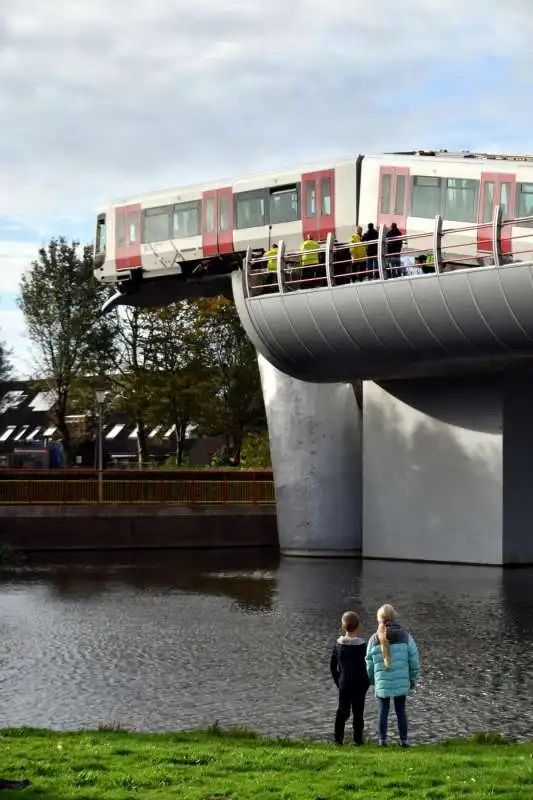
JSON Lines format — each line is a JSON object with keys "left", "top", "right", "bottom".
{"left": 94, "top": 149, "right": 533, "bottom": 306}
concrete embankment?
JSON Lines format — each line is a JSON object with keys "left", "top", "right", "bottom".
{"left": 0, "top": 505, "right": 278, "bottom": 551}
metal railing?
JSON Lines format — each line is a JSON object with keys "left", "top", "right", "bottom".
{"left": 244, "top": 207, "right": 533, "bottom": 297}
{"left": 0, "top": 479, "right": 276, "bottom": 505}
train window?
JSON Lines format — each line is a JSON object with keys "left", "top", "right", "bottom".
{"left": 127, "top": 210, "right": 140, "bottom": 244}
{"left": 95, "top": 214, "right": 106, "bottom": 254}
{"left": 394, "top": 174, "right": 406, "bottom": 215}
{"left": 235, "top": 190, "right": 266, "bottom": 229}
{"left": 142, "top": 206, "right": 171, "bottom": 243}
{"left": 269, "top": 185, "right": 299, "bottom": 225}
{"left": 321, "top": 177, "right": 332, "bottom": 216}
{"left": 219, "top": 195, "right": 229, "bottom": 231}
{"left": 173, "top": 201, "right": 201, "bottom": 238}
{"left": 516, "top": 183, "right": 533, "bottom": 225}
{"left": 205, "top": 198, "right": 216, "bottom": 233}
{"left": 500, "top": 182, "right": 512, "bottom": 221}
{"left": 482, "top": 181, "right": 494, "bottom": 223}
{"left": 444, "top": 178, "right": 477, "bottom": 222}
{"left": 380, "top": 174, "right": 391, "bottom": 214}
{"left": 411, "top": 175, "right": 441, "bottom": 218}
{"left": 304, "top": 180, "right": 316, "bottom": 217}
{"left": 116, "top": 213, "right": 126, "bottom": 248}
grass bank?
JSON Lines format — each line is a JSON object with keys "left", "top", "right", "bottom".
{"left": 0, "top": 726, "right": 532, "bottom": 798}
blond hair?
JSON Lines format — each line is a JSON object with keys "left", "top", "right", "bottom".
{"left": 377, "top": 604, "right": 396, "bottom": 669}
{"left": 341, "top": 611, "right": 361, "bottom": 634}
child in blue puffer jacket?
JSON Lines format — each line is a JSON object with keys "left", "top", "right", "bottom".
{"left": 365, "top": 604, "right": 420, "bottom": 747}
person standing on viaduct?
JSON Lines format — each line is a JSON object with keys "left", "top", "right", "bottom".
{"left": 350, "top": 225, "right": 366, "bottom": 281}
{"left": 385, "top": 222, "right": 404, "bottom": 277}
{"left": 300, "top": 233, "right": 320, "bottom": 285}
{"left": 362, "top": 223, "right": 379, "bottom": 279}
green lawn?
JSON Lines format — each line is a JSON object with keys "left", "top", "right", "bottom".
{"left": 0, "top": 727, "right": 532, "bottom": 799}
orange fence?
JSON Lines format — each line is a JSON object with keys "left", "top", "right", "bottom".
{"left": 0, "top": 479, "right": 276, "bottom": 505}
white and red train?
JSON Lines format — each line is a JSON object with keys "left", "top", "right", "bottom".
{"left": 94, "top": 150, "right": 533, "bottom": 301}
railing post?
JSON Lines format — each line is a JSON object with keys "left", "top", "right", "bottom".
{"left": 325, "top": 232, "right": 334, "bottom": 288}
{"left": 377, "top": 224, "right": 387, "bottom": 280}
{"left": 243, "top": 245, "right": 252, "bottom": 298}
{"left": 433, "top": 214, "right": 443, "bottom": 274}
{"left": 492, "top": 204, "right": 503, "bottom": 267}
{"left": 276, "top": 240, "right": 286, "bottom": 294}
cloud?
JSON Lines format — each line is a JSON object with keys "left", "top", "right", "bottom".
{"left": 1, "top": 0, "right": 533, "bottom": 368}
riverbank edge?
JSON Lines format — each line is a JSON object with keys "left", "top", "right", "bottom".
{"left": 0, "top": 504, "right": 278, "bottom": 551}
{"left": 0, "top": 725, "right": 528, "bottom": 747}
{"left": 1, "top": 727, "right": 532, "bottom": 798}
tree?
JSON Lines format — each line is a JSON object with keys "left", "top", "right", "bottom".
{"left": 18, "top": 238, "right": 117, "bottom": 461}
{"left": 145, "top": 302, "right": 214, "bottom": 465}
{"left": 196, "top": 297, "right": 266, "bottom": 464}
{"left": 0, "top": 340, "right": 12, "bottom": 384}
{"left": 240, "top": 431, "right": 271, "bottom": 468}
{"left": 110, "top": 306, "right": 159, "bottom": 465}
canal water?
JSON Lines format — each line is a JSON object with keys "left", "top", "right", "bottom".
{"left": 0, "top": 550, "right": 531, "bottom": 743}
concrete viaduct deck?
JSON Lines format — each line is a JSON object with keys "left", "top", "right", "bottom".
{"left": 232, "top": 210, "right": 533, "bottom": 566}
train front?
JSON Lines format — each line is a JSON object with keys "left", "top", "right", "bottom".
{"left": 92, "top": 206, "right": 238, "bottom": 313}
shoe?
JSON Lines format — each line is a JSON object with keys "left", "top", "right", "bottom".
{"left": 377, "top": 740, "right": 387, "bottom": 747}
{"left": 400, "top": 741, "right": 409, "bottom": 748}
{"left": 352, "top": 741, "right": 363, "bottom": 747}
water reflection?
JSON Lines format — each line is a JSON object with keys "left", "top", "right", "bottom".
{"left": 0, "top": 552, "right": 531, "bottom": 743}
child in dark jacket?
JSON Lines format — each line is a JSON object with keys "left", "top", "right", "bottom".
{"left": 330, "top": 611, "right": 371, "bottom": 745}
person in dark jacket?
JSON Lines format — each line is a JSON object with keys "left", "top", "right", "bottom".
{"left": 361, "top": 223, "right": 379, "bottom": 280}
{"left": 330, "top": 611, "right": 370, "bottom": 745}
{"left": 385, "top": 222, "right": 403, "bottom": 278}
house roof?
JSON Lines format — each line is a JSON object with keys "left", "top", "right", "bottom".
{"left": 0, "top": 380, "right": 191, "bottom": 457}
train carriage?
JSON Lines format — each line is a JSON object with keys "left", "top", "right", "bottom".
{"left": 94, "top": 150, "right": 533, "bottom": 302}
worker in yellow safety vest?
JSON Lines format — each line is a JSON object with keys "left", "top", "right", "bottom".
{"left": 264, "top": 243, "right": 278, "bottom": 272}
{"left": 300, "top": 234, "right": 320, "bottom": 285}
{"left": 425, "top": 251, "right": 435, "bottom": 273}
{"left": 350, "top": 225, "right": 365, "bottom": 281}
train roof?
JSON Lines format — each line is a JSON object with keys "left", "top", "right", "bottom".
{"left": 389, "top": 149, "right": 533, "bottom": 162}
{"left": 100, "top": 149, "right": 533, "bottom": 211}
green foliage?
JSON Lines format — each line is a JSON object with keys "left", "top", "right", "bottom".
{"left": 0, "top": 340, "right": 12, "bottom": 383}
{"left": 196, "top": 297, "right": 266, "bottom": 462}
{"left": 109, "top": 306, "right": 160, "bottom": 464}
{"left": 0, "top": 728, "right": 531, "bottom": 799}
{"left": 18, "top": 238, "right": 117, "bottom": 460}
{"left": 142, "top": 302, "right": 215, "bottom": 465}
{"left": 240, "top": 431, "right": 271, "bottom": 468}
{"left": 18, "top": 240, "right": 267, "bottom": 463}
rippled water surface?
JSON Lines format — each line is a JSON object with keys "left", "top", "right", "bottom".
{"left": 0, "top": 550, "right": 532, "bottom": 743}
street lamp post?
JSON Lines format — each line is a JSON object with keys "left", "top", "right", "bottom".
{"left": 95, "top": 390, "right": 106, "bottom": 503}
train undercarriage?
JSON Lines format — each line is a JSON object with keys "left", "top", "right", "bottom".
{"left": 101, "top": 250, "right": 248, "bottom": 312}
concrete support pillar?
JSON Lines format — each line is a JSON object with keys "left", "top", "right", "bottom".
{"left": 362, "top": 372, "right": 533, "bottom": 565}
{"left": 258, "top": 355, "right": 362, "bottom": 556}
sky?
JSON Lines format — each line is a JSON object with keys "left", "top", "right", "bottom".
{"left": 1, "top": 0, "right": 533, "bottom": 376}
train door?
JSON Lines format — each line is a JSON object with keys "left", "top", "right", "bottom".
{"left": 477, "top": 172, "right": 516, "bottom": 254}
{"left": 115, "top": 204, "right": 142, "bottom": 270}
{"left": 302, "top": 169, "right": 335, "bottom": 241}
{"left": 376, "top": 166, "right": 410, "bottom": 233}
{"left": 202, "top": 187, "right": 234, "bottom": 257}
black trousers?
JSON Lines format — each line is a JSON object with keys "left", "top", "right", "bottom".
{"left": 334, "top": 688, "right": 368, "bottom": 744}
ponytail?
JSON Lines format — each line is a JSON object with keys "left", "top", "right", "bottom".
{"left": 376, "top": 603, "right": 396, "bottom": 669}
{"left": 378, "top": 621, "right": 391, "bottom": 669}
